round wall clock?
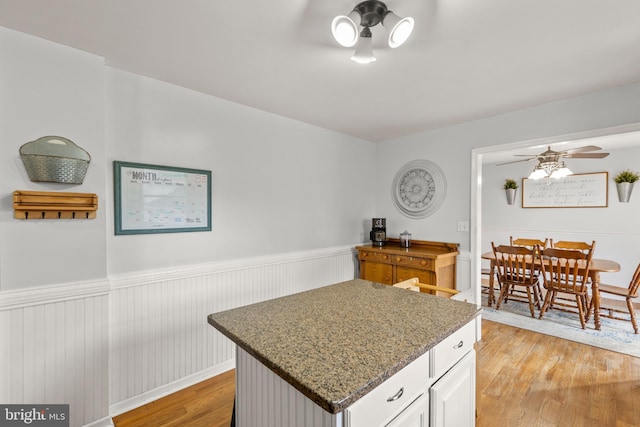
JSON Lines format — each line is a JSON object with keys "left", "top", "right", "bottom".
{"left": 392, "top": 159, "right": 447, "bottom": 218}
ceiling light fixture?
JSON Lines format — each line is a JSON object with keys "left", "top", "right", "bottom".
{"left": 528, "top": 160, "right": 573, "bottom": 180}
{"left": 331, "top": 1, "right": 414, "bottom": 63}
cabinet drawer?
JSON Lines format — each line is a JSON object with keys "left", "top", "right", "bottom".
{"left": 359, "top": 250, "right": 394, "bottom": 264}
{"left": 430, "top": 320, "right": 475, "bottom": 379}
{"left": 393, "top": 255, "right": 434, "bottom": 270}
{"left": 345, "top": 351, "right": 429, "bottom": 427}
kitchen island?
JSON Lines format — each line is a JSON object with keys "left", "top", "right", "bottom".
{"left": 208, "top": 279, "right": 481, "bottom": 427}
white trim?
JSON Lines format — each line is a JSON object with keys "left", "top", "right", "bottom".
{"left": 109, "top": 360, "right": 235, "bottom": 418}
{"left": 0, "top": 278, "right": 110, "bottom": 310}
{"left": 83, "top": 416, "right": 115, "bottom": 427}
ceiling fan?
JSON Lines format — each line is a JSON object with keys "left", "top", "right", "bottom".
{"left": 496, "top": 145, "right": 610, "bottom": 179}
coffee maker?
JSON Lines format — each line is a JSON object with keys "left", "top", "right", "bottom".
{"left": 370, "top": 218, "right": 387, "bottom": 246}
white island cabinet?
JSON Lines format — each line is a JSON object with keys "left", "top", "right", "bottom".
{"left": 208, "top": 279, "right": 480, "bottom": 427}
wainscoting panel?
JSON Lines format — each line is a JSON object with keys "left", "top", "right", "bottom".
{"left": 109, "top": 245, "right": 357, "bottom": 414}
{"left": 456, "top": 250, "right": 471, "bottom": 292}
{"left": 0, "top": 282, "right": 110, "bottom": 427}
{"left": 236, "top": 347, "right": 339, "bottom": 427}
{"left": 0, "top": 246, "right": 357, "bottom": 424}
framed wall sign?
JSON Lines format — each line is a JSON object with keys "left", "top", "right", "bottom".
{"left": 522, "top": 172, "right": 608, "bottom": 208}
{"left": 114, "top": 161, "right": 211, "bottom": 235}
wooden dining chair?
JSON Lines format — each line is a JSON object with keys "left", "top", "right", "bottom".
{"left": 510, "top": 236, "right": 548, "bottom": 277}
{"left": 550, "top": 239, "right": 595, "bottom": 255}
{"left": 510, "top": 236, "right": 549, "bottom": 251}
{"left": 491, "top": 243, "right": 540, "bottom": 318}
{"left": 501, "top": 237, "right": 547, "bottom": 305}
{"left": 538, "top": 246, "right": 594, "bottom": 329}
{"left": 481, "top": 264, "right": 501, "bottom": 306}
{"left": 550, "top": 240, "right": 596, "bottom": 288}
{"left": 393, "top": 277, "right": 459, "bottom": 298}
{"left": 587, "top": 262, "right": 640, "bottom": 334}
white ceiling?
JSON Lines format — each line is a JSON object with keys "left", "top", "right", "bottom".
{"left": 1, "top": 0, "right": 640, "bottom": 143}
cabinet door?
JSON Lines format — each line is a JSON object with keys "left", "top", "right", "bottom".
{"left": 385, "top": 393, "right": 428, "bottom": 427}
{"left": 361, "top": 261, "right": 393, "bottom": 285}
{"left": 430, "top": 350, "right": 476, "bottom": 427}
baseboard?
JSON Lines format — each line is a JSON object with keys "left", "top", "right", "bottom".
{"left": 109, "top": 359, "right": 236, "bottom": 418}
{"left": 84, "top": 416, "right": 115, "bottom": 427}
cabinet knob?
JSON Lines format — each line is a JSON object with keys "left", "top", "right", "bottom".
{"left": 396, "top": 257, "right": 402, "bottom": 262}
{"left": 382, "top": 255, "right": 388, "bottom": 260}
{"left": 420, "top": 260, "right": 427, "bottom": 266}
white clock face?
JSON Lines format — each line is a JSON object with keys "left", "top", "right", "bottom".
{"left": 399, "top": 168, "right": 436, "bottom": 208}
{"left": 392, "top": 160, "right": 446, "bottom": 218}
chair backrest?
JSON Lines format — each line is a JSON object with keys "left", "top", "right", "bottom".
{"left": 510, "top": 236, "right": 549, "bottom": 250}
{"left": 393, "top": 277, "right": 420, "bottom": 292}
{"left": 510, "top": 237, "right": 548, "bottom": 257}
{"left": 492, "top": 243, "right": 536, "bottom": 285}
{"left": 539, "top": 246, "right": 594, "bottom": 294}
{"left": 629, "top": 263, "right": 640, "bottom": 297}
{"left": 550, "top": 239, "right": 595, "bottom": 255}
{"left": 393, "top": 277, "right": 459, "bottom": 298}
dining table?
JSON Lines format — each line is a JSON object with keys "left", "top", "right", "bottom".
{"left": 481, "top": 251, "right": 620, "bottom": 330}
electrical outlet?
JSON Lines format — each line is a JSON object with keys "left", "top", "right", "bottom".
{"left": 457, "top": 221, "right": 469, "bottom": 232}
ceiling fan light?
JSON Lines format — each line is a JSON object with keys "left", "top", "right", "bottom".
{"left": 331, "top": 11, "right": 360, "bottom": 47}
{"left": 383, "top": 12, "right": 414, "bottom": 48}
{"left": 528, "top": 168, "right": 547, "bottom": 180}
{"left": 550, "top": 166, "right": 572, "bottom": 179}
{"left": 351, "top": 29, "right": 376, "bottom": 64}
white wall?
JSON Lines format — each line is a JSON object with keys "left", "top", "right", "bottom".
{"left": 105, "top": 68, "right": 376, "bottom": 274}
{"left": 0, "top": 26, "right": 107, "bottom": 290}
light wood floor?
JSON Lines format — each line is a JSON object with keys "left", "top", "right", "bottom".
{"left": 113, "top": 320, "right": 640, "bottom": 427}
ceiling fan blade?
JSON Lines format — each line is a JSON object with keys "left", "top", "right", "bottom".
{"left": 563, "top": 145, "right": 602, "bottom": 154}
{"left": 496, "top": 158, "right": 535, "bottom": 166}
{"left": 564, "top": 152, "right": 610, "bottom": 158}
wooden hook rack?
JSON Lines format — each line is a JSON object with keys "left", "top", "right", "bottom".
{"left": 13, "top": 190, "right": 98, "bottom": 220}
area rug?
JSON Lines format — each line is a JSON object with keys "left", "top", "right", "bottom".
{"left": 481, "top": 295, "right": 640, "bottom": 358}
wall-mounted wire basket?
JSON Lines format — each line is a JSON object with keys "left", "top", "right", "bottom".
{"left": 19, "top": 136, "right": 91, "bottom": 184}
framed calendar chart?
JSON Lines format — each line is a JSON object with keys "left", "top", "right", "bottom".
{"left": 114, "top": 161, "right": 211, "bottom": 235}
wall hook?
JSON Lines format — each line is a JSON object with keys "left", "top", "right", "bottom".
{"left": 13, "top": 190, "right": 98, "bottom": 220}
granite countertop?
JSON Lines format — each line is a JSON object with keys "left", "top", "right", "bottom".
{"left": 207, "top": 279, "right": 480, "bottom": 414}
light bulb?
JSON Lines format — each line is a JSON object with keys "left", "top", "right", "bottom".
{"left": 350, "top": 29, "right": 376, "bottom": 64}
{"left": 331, "top": 11, "right": 360, "bottom": 47}
{"left": 550, "top": 167, "right": 572, "bottom": 179}
{"left": 528, "top": 168, "right": 547, "bottom": 180}
{"left": 383, "top": 12, "right": 414, "bottom": 48}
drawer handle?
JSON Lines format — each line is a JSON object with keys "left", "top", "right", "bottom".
{"left": 387, "top": 387, "right": 404, "bottom": 402}
{"left": 453, "top": 340, "right": 464, "bottom": 349}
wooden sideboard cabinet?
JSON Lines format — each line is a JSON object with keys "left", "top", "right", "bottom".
{"left": 355, "top": 239, "right": 459, "bottom": 294}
